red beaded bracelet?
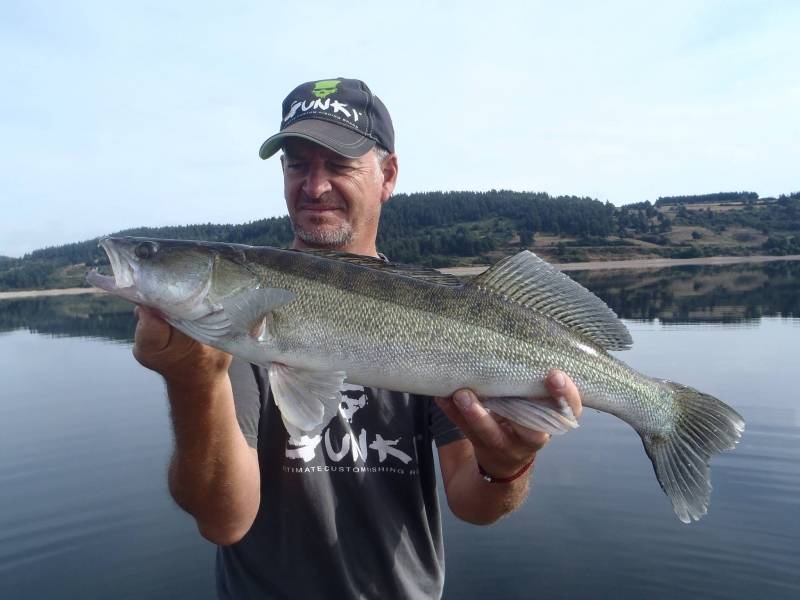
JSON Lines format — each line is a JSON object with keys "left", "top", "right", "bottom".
{"left": 477, "top": 457, "right": 535, "bottom": 483}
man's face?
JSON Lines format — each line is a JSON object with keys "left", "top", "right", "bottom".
{"left": 281, "top": 139, "right": 397, "bottom": 255}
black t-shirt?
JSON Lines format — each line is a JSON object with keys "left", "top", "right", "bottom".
{"left": 216, "top": 358, "right": 463, "bottom": 599}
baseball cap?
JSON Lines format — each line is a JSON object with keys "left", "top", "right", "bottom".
{"left": 259, "top": 78, "right": 395, "bottom": 160}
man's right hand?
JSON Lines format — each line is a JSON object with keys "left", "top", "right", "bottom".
{"left": 133, "top": 306, "right": 232, "bottom": 390}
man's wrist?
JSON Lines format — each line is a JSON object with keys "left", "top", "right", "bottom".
{"left": 477, "top": 456, "right": 535, "bottom": 484}
{"left": 166, "top": 372, "right": 231, "bottom": 404}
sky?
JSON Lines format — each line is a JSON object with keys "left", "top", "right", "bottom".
{"left": 1, "top": 0, "right": 798, "bottom": 257}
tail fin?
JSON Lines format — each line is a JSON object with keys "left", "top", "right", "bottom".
{"left": 642, "top": 382, "right": 745, "bottom": 523}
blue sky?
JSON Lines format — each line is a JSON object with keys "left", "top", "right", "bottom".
{"left": 1, "top": 0, "right": 798, "bottom": 257}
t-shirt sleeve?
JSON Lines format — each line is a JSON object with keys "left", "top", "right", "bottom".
{"left": 427, "top": 397, "right": 465, "bottom": 448}
{"left": 228, "top": 357, "right": 263, "bottom": 449}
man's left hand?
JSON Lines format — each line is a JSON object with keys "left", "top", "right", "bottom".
{"left": 435, "top": 369, "right": 582, "bottom": 479}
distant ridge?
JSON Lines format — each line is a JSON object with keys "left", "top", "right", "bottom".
{"left": 655, "top": 192, "right": 759, "bottom": 207}
{"left": 1, "top": 189, "right": 798, "bottom": 291}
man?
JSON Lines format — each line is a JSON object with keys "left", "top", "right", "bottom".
{"left": 133, "top": 78, "right": 582, "bottom": 599}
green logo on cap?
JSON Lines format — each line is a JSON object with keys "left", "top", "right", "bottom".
{"left": 312, "top": 79, "right": 341, "bottom": 99}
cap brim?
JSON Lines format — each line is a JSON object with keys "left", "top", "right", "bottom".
{"left": 259, "top": 120, "right": 376, "bottom": 160}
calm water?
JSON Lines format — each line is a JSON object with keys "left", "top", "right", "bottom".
{"left": 1, "top": 263, "right": 798, "bottom": 599}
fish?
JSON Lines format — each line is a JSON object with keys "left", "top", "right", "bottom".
{"left": 87, "top": 236, "right": 745, "bottom": 523}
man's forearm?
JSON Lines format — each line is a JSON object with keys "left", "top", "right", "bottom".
{"left": 166, "top": 376, "right": 260, "bottom": 545}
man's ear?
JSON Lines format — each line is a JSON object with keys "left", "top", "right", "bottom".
{"left": 380, "top": 154, "right": 399, "bottom": 204}
{"left": 280, "top": 154, "right": 286, "bottom": 172}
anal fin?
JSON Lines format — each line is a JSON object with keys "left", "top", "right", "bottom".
{"left": 483, "top": 396, "right": 579, "bottom": 435}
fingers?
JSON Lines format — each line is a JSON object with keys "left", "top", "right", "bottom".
{"left": 133, "top": 306, "right": 173, "bottom": 358}
{"left": 545, "top": 369, "right": 582, "bottom": 419}
{"left": 434, "top": 372, "right": 583, "bottom": 480}
{"left": 436, "top": 390, "right": 540, "bottom": 477}
{"left": 132, "top": 305, "right": 195, "bottom": 369}
{"left": 502, "top": 370, "right": 582, "bottom": 450}
{"left": 131, "top": 306, "right": 233, "bottom": 390}
{"left": 505, "top": 421, "right": 550, "bottom": 452}
{"left": 436, "top": 390, "right": 506, "bottom": 449}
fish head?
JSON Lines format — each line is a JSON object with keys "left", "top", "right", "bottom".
{"left": 87, "top": 237, "right": 257, "bottom": 321}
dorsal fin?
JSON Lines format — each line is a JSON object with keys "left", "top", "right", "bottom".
{"left": 292, "top": 248, "right": 464, "bottom": 288}
{"left": 473, "top": 251, "right": 633, "bottom": 351}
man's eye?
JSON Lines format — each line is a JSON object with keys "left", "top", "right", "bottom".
{"left": 331, "top": 163, "right": 354, "bottom": 171}
{"left": 286, "top": 162, "right": 306, "bottom": 171}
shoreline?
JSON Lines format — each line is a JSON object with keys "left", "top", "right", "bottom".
{"left": 0, "top": 287, "right": 106, "bottom": 300}
{"left": 440, "top": 253, "right": 800, "bottom": 276}
{"left": 2, "top": 254, "right": 799, "bottom": 299}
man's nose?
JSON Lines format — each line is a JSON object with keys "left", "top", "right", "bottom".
{"left": 302, "top": 163, "right": 333, "bottom": 199}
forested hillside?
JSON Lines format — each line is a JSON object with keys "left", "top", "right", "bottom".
{"left": 1, "top": 189, "right": 798, "bottom": 291}
{"left": 377, "top": 190, "right": 616, "bottom": 264}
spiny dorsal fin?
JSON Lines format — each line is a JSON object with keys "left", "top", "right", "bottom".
{"left": 293, "top": 248, "right": 464, "bottom": 288}
{"left": 473, "top": 251, "right": 633, "bottom": 351}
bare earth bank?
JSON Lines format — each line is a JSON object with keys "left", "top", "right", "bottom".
{"left": 1, "top": 254, "right": 799, "bottom": 300}
{"left": 0, "top": 288, "right": 106, "bottom": 300}
{"left": 443, "top": 254, "right": 800, "bottom": 276}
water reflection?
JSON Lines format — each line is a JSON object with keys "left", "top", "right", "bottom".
{"left": 569, "top": 261, "right": 800, "bottom": 323}
{"left": 0, "top": 295, "right": 135, "bottom": 342}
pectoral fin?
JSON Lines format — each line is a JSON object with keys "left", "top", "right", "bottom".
{"left": 269, "top": 363, "right": 346, "bottom": 438}
{"left": 483, "top": 396, "right": 579, "bottom": 435}
{"left": 168, "top": 308, "right": 232, "bottom": 344}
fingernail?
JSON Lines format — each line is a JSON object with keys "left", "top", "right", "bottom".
{"left": 453, "top": 390, "right": 473, "bottom": 411}
{"left": 551, "top": 371, "right": 566, "bottom": 389}
{"left": 557, "top": 397, "right": 579, "bottom": 425}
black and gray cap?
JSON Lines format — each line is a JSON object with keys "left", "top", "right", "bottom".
{"left": 259, "top": 77, "right": 395, "bottom": 160}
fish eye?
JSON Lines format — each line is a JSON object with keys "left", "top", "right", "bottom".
{"left": 134, "top": 241, "right": 157, "bottom": 260}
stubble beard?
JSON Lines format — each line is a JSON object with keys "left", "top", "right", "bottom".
{"left": 292, "top": 217, "right": 354, "bottom": 249}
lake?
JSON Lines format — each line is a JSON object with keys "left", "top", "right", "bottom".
{"left": 1, "top": 262, "right": 798, "bottom": 599}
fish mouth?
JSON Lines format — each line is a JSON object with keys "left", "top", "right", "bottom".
{"left": 85, "top": 238, "right": 139, "bottom": 300}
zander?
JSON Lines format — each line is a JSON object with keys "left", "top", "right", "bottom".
{"left": 87, "top": 237, "right": 745, "bottom": 523}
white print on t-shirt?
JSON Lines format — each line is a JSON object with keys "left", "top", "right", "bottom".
{"left": 340, "top": 383, "right": 368, "bottom": 421}
{"left": 285, "top": 384, "right": 413, "bottom": 467}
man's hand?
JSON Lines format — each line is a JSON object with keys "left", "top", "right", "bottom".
{"left": 436, "top": 370, "right": 582, "bottom": 524}
{"left": 133, "top": 306, "right": 231, "bottom": 390}
{"left": 436, "top": 369, "right": 582, "bottom": 479}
